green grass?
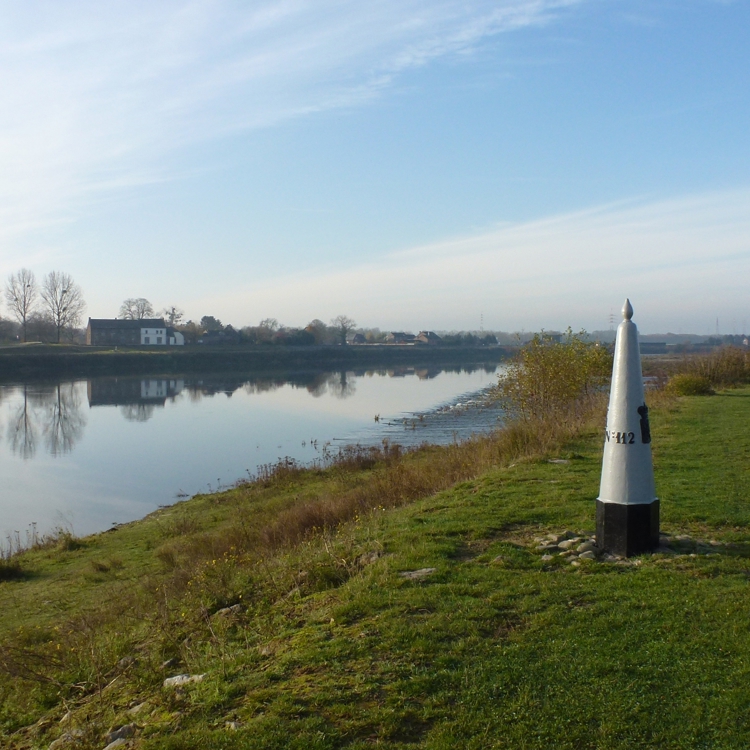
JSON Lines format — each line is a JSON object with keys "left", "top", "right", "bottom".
{"left": 2, "top": 390, "right": 750, "bottom": 748}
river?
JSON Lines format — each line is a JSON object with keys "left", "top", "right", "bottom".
{"left": 0, "top": 364, "right": 503, "bottom": 541}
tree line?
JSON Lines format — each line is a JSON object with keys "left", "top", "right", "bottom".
{"left": 1, "top": 281, "right": 509, "bottom": 348}
{"left": 2, "top": 269, "right": 86, "bottom": 343}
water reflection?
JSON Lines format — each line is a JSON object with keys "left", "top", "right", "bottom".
{"left": 88, "top": 378, "right": 185, "bottom": 423}
{"left": 6, "top": 383, "right": 87, "bottom": 458}
{"left": 0, "top": 363, "right": 504, "bottom": 538}
{"left": 1, "top": 364, "right": 498, "bottom": 460}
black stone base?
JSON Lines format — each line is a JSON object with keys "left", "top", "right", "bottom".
{"left": 596, "top": 499, "right": 659, "bottom": 557}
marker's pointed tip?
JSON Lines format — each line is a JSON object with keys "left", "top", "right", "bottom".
{"left": 622, "top": 299, "right": 633, "bottom": 321}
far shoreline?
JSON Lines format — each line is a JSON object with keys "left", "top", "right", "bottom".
{"left": 0, "top": 343, "right": 511, "bottom": 382}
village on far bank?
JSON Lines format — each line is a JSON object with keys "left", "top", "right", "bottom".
{"left": 1, "top": 277, "right": 748, "bottom": 353}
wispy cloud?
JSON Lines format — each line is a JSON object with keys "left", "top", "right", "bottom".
{"left": 0, "top": 0, "right": 583, "bottom": 250}
{"left": 208, "top": 188, "right": 750, "bottom": 334}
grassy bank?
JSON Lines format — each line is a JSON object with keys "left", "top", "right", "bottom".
{"left": 0, "top": 344, "right": 509, "bottom": 381}
{"left": 2, "top": 385, "right": 750, "bottom": 748}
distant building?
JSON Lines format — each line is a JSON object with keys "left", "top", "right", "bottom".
{"left": 385, "top": 332, "right": 416, "bottom": 344}
{"left": 350, "top": 333, "right": 367, "bottom": 345}
{"left": 416, "top": 331, "right": 442, "bottom": 346}
{"left": 86, "top": 318, "right": 184, "bottom": 346}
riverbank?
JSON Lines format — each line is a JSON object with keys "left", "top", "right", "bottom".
{"left": 0, "top": 344, "right": 510, "bottom": 382}
{"left": 2, "top": 388, "right": 750, "bottom": 748}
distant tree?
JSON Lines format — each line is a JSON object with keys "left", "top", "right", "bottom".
{"left": 120, "top": 298, "right": 154, "bottom": 320}
{"left": 241, "top": 318, "right": 280, "bottom": 344}
{"left": 200, "top": 315, "right": 223, "bottom": 332}
{"left": 330, "top": 315, "right": 356, "bottom": 345}
{"left": 283, "top": 328, "right": 315, "bottom": 346}
{"left": 259, "top": 318, "right": 279, "bottom": 333}
{"left": 179, "top": 320, "right": 201, "bottom": 344}
{"left": 162, "top": 306, "right": 184, "bottom": 326}
{"left": 5, "top": 268, "right": 38, "bottom": 342}
{"left": 26, "top": 313, "right": 56, "bottom": 343}
{"left": 305, "top": 319, "right": 329, "bottom": 345}
{"left": 40, "top": 272, "right": 86, "bottom": 343}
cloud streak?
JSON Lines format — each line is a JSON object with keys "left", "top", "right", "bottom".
{"left": 209, "top": 188, "right": 750, "bottom": 334}
{"left": 0, "top": 0, "right": 583, "bottom": 251}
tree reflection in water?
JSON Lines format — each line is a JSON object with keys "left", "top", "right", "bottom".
{"left": 6, "top": 383, "right": 87, "bottom": 458}
{"left": 306, "top": 371, "right": 357, "bottom": 399}
{"left": 7, "top": 385, "right": 38, "bottom": 459}
{"left": 327, "top": 371, "right": 356, "bottom": 400}
{"left": 43, "top": 383, "right": 87, "bottom": 456}
{"left": 120, "top": 403, "right": 157, "bottom": 422}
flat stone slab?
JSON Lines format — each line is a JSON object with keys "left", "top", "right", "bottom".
{"left": 399, "top": 568, "right": 437, "bottom": 580}
{"left": 163, "top": 673, "right": 206, "bottom": 688}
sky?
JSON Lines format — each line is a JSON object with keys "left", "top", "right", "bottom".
{"left": 1, "top": 0, "right": 749, "bottom": 335}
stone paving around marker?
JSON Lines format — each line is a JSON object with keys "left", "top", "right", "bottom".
{"left": 533, "top": 530, "right": 725, "bottom": 566}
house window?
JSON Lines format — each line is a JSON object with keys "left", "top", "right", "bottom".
{"left": 144, "top": 337, "right": 150, "bottom": 344}
{"left": 157, "top": 337, "right": 162, "bottom": 344}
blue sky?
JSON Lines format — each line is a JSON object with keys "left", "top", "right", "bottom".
{"left": 1, "top": 0, "right": 749, "bottom": 334}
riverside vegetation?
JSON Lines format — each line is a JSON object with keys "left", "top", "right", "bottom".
{"left": 1, "top": 341, "right": 749, "bottom": 749}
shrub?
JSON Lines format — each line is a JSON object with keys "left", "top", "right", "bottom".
{"left": 491, "top": 329, "right": 612, "bottom": 422}
{"left": 666, "top": 374, "right": 714, "bottom": 396}
{"left": 0, "top": 559, "right": 23, "bottom": 582}
{"left": 685, "top": 346, "right": 749, "bottom": 388}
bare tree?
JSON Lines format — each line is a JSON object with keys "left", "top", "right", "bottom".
{"left": 330, "top": 315, "right": 356, "bottom": 345}
{"left": 40, "top": 272, "right": 86, "bottom": 344}
{"left": 4, "top": 269, "right": 37, "bottom": 342}
{"left": 162, "top": 305, "right": 184, "bottom": 326}
{"left": 120, "top": 298, "right": 154, "bottom": 320}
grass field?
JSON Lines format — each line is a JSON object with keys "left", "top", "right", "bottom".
{"left": 1, "top": 389, "right": 749, "bottom": 749}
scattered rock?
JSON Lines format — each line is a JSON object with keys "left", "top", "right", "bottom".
{"left": 541, "top": 554, "right": 554, "bottom": 562}
{"left": 399, "top": 568, "right": 437, "bottom": 580}
{"left": 578, "top": 551, "right": 596, "bottom": 561}
{"left": 48, "top": 731, "right": 83, "bottom": 749}
{"left": 558, "top": 539, "right": 579, "bottom": 550}
{"left": 105, "top": 724, "right": 136, "bottom": 744}
{"left": 163, "top": 674, "right": 206, "bottom": 688}
{"left": 570, "top": 560, "right": 581, "bottom": 567}
{"left": 48, "top": 735, "right": 72, "bottom": 750}
{"left": 225, "top": 721, "right": 242, "bottom": 731}
{"left": 127, "top": 702, "right": 148, "bottom": 717}
{"left": 214, "top": 604, "right": 242, "bottom": 617}
{"left": 537, "top": 543, "right": 559, "bottom": 552}
{"left": 358, "top": 550, "right": 382, "bottom": 566}
{"left": 118, "top": 655, "right": 136, "bottom": 670}
{"left": 577, "top": 542, "right": 595, "bottom": 554}
{"left": 103, "top": 739, "right": 127, "bottom": 750}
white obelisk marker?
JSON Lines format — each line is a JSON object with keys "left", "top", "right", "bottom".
{"left": 596, "top": 299, "right": 659, "bottom": 556}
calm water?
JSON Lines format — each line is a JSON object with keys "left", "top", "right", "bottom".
{"left": 0, "top": 365, "right": 503, "bottom": 539}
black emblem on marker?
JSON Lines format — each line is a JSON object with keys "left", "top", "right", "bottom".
{"left": 637, "top": 404, "right": 651, "bottom": 444}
